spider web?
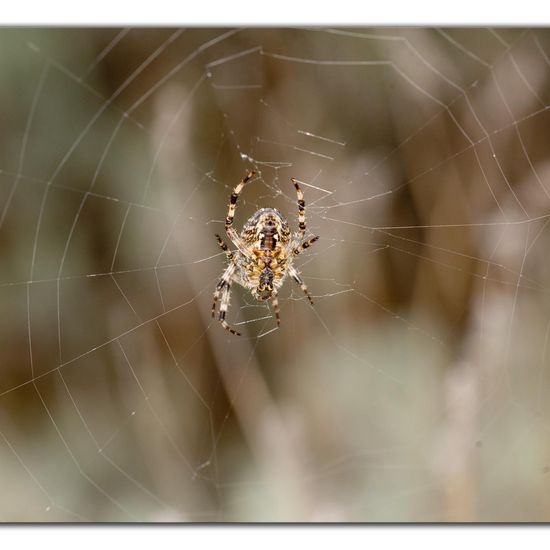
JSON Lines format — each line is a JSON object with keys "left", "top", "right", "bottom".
{"left": 1, "top": 27, "right": 550, "bottom": 522}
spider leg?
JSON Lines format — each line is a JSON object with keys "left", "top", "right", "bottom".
{"left": 253, "top": 291, "right": 281, "bottom": 327}
{"left": 289, "top": 265, "right": 314, "bottom": 306}
{"left": 218, "top": 283, "right": 241, "bottom": 336}
{"left": 212, "top": 263, "right": 236, "bottom": 318}
{"left": 271, "top": 291, "right": 281, "bottom": 326}
{"left": 215, "top": 233, "right": 234, "bottom": 261}
{"left": 225, "top": 170, "right": 256, "bottom": 255}
{"left": 291, "top": 178, "right": 307, "bottom": 239}
{"left": 293, "top": 235, "right": 319, "bottom": 256}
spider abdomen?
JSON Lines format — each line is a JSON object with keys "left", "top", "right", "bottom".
{"left": 241, "top": 207, "right": 291, "bottom": 248}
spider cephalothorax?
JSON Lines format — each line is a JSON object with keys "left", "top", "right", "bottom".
{"left": 212, "top": 171, "right": 319, "bottom": 335}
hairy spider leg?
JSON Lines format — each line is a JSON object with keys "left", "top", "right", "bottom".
{"left": 212, "top": 263, "right": 236, "bottom": 319}
{"left": 289, "top": 265, "right": 314, "bottom": 306}
{"left": 215, "top": 233, "right": 234, "bottom": 261}
{"left": 293, "top": 235, "right": 319, "bottom": 256}
{"left": 291, "top": 177, "right": 307, "bottom": 239}
{"left": 254, "top": 290, "right": 282, "bottom": 327}
{"left": 218, "top": 283, "right": 241, "bottom": 336}
{"left": 271, "top": 291, "right": 281, "bottom": 326}
{"left": 224, "top": 170, "right": 256, "bottom": 255}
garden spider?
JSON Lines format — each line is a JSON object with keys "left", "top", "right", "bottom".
{"left": 212, "top": 171, "right": 319, "bottom": 335}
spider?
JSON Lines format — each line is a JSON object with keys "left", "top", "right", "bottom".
{"left": 212, "top": 171, "right": 319, "bottom": 336}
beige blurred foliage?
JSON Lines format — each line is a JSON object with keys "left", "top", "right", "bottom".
{"left": 1, "top": 28, "right": 550, "bottom": 522}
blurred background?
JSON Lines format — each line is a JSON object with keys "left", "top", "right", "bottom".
{"left": 1, "top": 27, "right": 550, "bottom": 522}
